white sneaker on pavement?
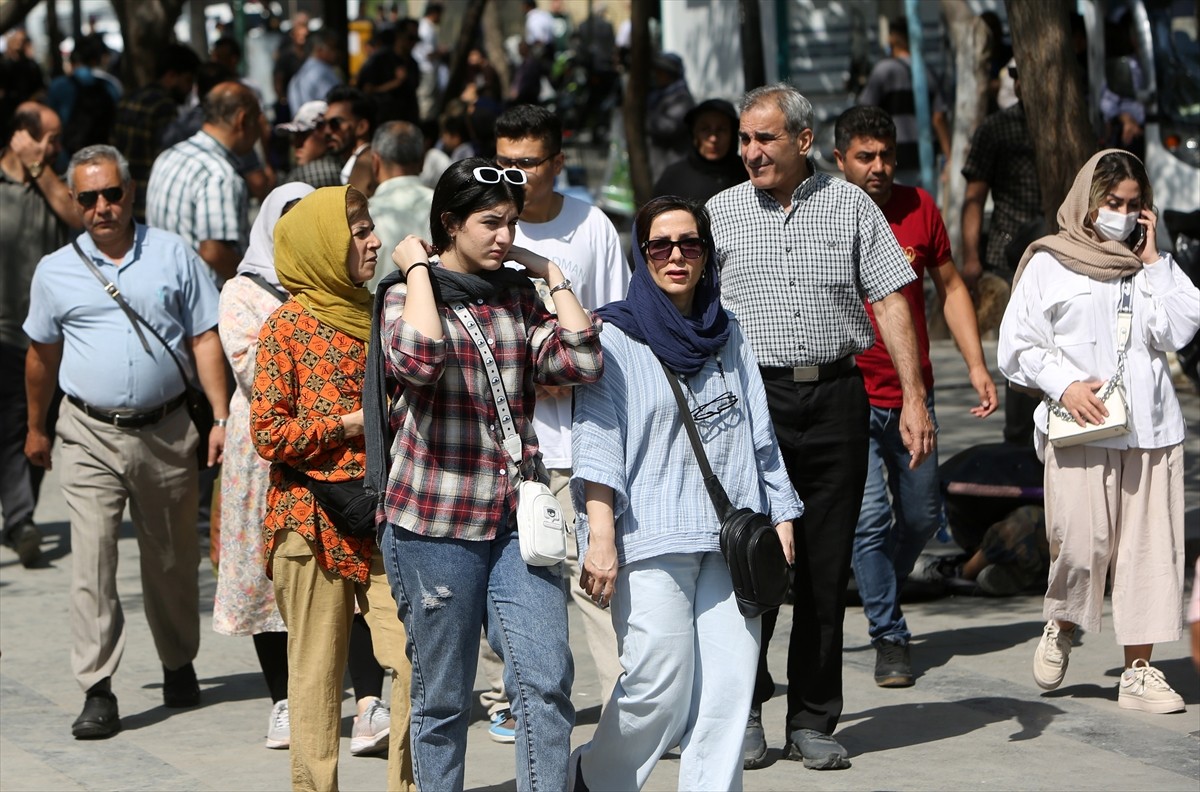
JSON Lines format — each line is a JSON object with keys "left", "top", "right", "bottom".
{"left": 265, "top": 699, "right": 290, "bottom": 749}
{"left": 1118, "top": 659, "right": 1186, "bottom": 714}
{"left": 350, "top": 698, "right": 391, "bottom": 756}
{"left": 1033, "top": 620, "right": 1073, "bottom": 690}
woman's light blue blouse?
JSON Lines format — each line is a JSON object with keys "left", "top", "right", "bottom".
{"left": 570, "top": 316, "right": 803, "bottom": 566}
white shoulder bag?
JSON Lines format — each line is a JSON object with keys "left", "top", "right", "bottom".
{"left": 1045, "top": 276, "right": 1133, "bottom": 447}
{"left": 450, "top": 302, "right": 567, "bottom": 566}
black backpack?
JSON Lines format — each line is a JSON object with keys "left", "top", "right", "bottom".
{"left": 62, "top": 76, "right": 116, "bottom": 154}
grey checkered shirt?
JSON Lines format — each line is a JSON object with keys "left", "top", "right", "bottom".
{"left": 146, "top": 130, "right": 249, "bottom": 259}
{"left": 706, "top": 170, "right": 915, "bottom": 368}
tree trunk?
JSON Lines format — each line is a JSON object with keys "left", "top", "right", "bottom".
{"left": 44, "top": 0, "right": 63, "bottom": 78}
{"left": 481, "top": 0, "right": 509, "bottom": 97}
{"left": 440, "top": 0, "right": 489, "bottom": 117}
{"left": 1005, "top": 0, "right": 1095, "bottom": 232}
{"left": 623, "top": 0, "right": 653, "bottom": 208}
{"left": 940, "top": 0, "right": 992, "bottom": 262}
{"left": 740, "top": 0, "right": 765, "bottom": 92}
{"left": 110, "top": 0, "right": 188, "bottom": 90}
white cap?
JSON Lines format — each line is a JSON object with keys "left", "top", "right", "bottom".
{"left": 275, "top": 100, "right": 327, "bottom": 134}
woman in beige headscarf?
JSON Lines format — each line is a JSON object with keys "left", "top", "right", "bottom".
{"left": 998, "top": 150, "right": 1199, "bottom": 714}
{"left": 251, "top": 185, "right": 414, "bottom": 791}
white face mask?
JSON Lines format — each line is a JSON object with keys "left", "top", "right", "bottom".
{"left": 1093, "top": 207, "right": 1139, "bottom": 242}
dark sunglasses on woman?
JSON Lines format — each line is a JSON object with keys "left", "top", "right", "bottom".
{"left": 642, "top": 237, "right": 707, "bottom": 261}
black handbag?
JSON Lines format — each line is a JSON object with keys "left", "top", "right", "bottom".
{"left": 72, "top": 240, "right": 214, "bottom": 467}
{"left": 659, "top": 361, "right": 791, "bottom": 618}
{"left": 280, "top": 465, "right": 378, "bottom": 538}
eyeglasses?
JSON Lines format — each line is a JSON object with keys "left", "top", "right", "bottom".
{"left": 642, "top": 237, "right": 707, "bottom": 261}
{"left": 691, "top": 391, "right": 738, "bottom": 421}
{"left": 325, "top": 116, "right": 348, "bottom": 131}
{"left": 75, "top": 186, "right": 124, "bottom": 208}
{"left": 472, "top": 166, "right": 528, "bottom": 185}
{"left": 494, "top": 153, "right": 558, "bottom": 171}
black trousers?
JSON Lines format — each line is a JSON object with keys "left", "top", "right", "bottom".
{"left": 753, "top": 367, "right": 869, "bottom": 736}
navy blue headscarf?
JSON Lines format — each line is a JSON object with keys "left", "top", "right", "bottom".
{"left": 597, "top": 220, "right": 730, "bottom": 376}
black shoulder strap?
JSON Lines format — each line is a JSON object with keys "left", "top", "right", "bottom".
{"left": 71, "top": 237, "right": 193, "bottom": 387}
{"left": 240, "top": 271, "right": 289, "bottom": 304}
{"left": 658, "top": 360, "right": 734, "bottom": 520}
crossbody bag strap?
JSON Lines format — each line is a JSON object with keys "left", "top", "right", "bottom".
{"left": 658, "top": 360, "right": 735, "bottom": 521}
{"left": 1044, "top": 274, "right": 1135, "bottom": 418}
{"left": 449, "top": 302, "right": 525, "bottom": 469}
{"left": 71, "top": 238, "right": 193, "bottom": 387}
{"left": 241, "top": 272, "right": 289, "bottom": 304}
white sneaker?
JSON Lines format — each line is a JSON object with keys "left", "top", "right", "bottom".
{"left": 350, "top": 698, "right": 391, "bottom": 756}
{"left": 1032, "top": 620, "right": 1073, "bottom": 690}
{"left": 1118, "top": 660, "right": 1186, "bottom": 714}
{"left": 265, "top": 699, "right": 290, "bottom": 749}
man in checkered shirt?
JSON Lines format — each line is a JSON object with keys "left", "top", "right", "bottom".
{"left": 706, "top": 83, "right": 935, "bottom": 772}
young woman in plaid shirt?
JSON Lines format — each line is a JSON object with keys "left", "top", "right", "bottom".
{"left": 374, "top": 158, "right": 602, "bottom": 791}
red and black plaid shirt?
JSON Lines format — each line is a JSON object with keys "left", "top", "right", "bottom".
{"left": 380, "top": 283, "right": 602, "bottom": 541}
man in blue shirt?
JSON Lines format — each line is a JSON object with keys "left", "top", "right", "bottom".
{"left": 23, "top": 145, "right": 230, "bottom": 740}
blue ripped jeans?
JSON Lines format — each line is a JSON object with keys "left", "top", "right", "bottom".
{"left": 851, "top": 395, "right": 944, "bottom": 647}
{"left": 380, "top": 523, "right": 574, "bottom": 792}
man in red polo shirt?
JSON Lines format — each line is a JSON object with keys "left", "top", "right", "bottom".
{"left": 834, "top": 105, "right": 998, "bottom": 688}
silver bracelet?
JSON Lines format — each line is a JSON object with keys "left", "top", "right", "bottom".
{"left": 213, "top": 417, "right": 229, "bottom": 428}
{"left": 548, "top": 279, "right": 573, "bottom": 296}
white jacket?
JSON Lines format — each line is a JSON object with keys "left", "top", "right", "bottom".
{"left": 998, "top": 250, "right": 1199, "bottom": 453}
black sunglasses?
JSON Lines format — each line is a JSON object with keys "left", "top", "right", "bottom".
{"left": 325, "top": 116, "right": 348, "bottom": 131}
{"left": 691, "top": 391, "right": 738, "bottom": 421}
{"left": 494, "top": 153, "right": 558, "bottom": 170}
{"left": 643, "top": 237, "right": 707, "bottom": 262}
{"left": 75, "top": 186, "right": 124, "bottom": 208}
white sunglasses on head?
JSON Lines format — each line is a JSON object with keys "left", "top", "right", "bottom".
{"left": 472, "top": 166, "right": 528, "bottom": 186}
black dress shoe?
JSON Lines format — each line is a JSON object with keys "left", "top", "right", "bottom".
{"left": 163, "top": 662, "right": 200, "bottom": 708}
{"left": 72, "top": 690, "right": 120, "bottom": 739}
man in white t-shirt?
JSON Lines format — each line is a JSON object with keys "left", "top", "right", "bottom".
{"left": 477, "top": 104, "right": 630, "bottom": 744}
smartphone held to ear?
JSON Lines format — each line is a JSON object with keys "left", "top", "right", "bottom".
{"left": 1129, "top": 220, "right": 1146, "bottom": 252}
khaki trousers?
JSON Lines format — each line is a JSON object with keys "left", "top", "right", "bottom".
{"left": 272, "top": 529, "right": 414, "bottom": 792}
{"left": 58, "top": 399, "right": 200, "bottom": 691}
{"left": 479, "top": 468, "right": 623, "bottom": 715}
{"left": 1043, "top": 443, "right": 1185, "bottom": 645}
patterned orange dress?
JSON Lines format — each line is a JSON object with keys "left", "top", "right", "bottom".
{"left": 252, "top": 299, "right": 373, "bottom": 583}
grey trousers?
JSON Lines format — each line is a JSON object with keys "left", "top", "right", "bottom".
{"left": 57, "top": 398, "right": 201, "bottom": 691}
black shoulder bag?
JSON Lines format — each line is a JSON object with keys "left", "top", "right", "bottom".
{"left": 660, "top": 360, "right": 791, "bottom": 618}
{"left": 72, "top": 239, "right": 214, "bottom": 468}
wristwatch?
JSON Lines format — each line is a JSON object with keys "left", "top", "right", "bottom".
{"left": 213, "top": 418, "right": 229, "bottom": 428}
{"left": 548, "top": 279, "right": 573, "bottom": 296}
{"left": 26, "top": 161, "right": 44, "bottom": 179}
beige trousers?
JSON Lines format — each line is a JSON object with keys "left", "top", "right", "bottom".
{"left": 272, "top": 529, "right": 415, "bottom": 792}
{"left": 58, "top": 399, "right": 200, "bottom": 691}
{"left": 479, "top": 468, "right": 623, "bottom": 716}
{"left": 1043, "top": 442, "right": 1185, "bottom": 645}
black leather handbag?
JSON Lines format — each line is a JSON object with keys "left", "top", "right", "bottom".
{"left": 281, "top": 465, "right": 378, "bottom": 538}
{"left": 660, "top": 361, "right": 791, "bottom": 618}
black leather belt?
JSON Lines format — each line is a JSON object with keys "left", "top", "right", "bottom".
{"left": 760, "top": 356, "right": 858, "bottom": 383}
{"left": 68, "top": 393, "right": 187, "bottom": 428}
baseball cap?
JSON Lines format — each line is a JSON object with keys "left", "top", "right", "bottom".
{"left": 275, "top": 100, "right": 328, "bottom": 134}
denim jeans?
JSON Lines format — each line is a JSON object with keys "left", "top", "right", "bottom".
{"left": 381, "top": 523, "right": 574, "bottom": 792}
{"left": 852, "top": 395, "right": 943, "bottom": 647}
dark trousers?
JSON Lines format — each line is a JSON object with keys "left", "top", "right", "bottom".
{"left": 0, "top": 342, "right": 59, "bottom": 535}
{"left": 753, "top": 367, "right": 869, "bottom": 736}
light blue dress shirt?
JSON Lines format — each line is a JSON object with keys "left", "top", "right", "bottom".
{"left": 570, "top": 317, "right": 804, "bottom": 566}
{"left": 23, "top": 225, "right": 220, "bottom": 410}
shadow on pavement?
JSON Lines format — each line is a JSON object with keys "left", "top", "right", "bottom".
{"left": 124, "top": 671, "right": 270, "bottom": 732}
{"left": 837, "top": 697, "right": 1066, "bottom": 755}
{"left": 908, "top": 619, "right": 1046, "bottom": 679}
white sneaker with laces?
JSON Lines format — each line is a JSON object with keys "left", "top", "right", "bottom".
{"left": 1118, "top": 659, "right": 1186, "bottom": 714}
{"left": 1032, "top": 620, "right": 1073, "bottom": 690}
{"left": 265, "top": 699, "right": 290, "bottom": 749}
{"left": 351, "top": 698, "right": 391, "bottom": 756}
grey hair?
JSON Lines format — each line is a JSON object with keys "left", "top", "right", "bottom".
{"left": 67, "top": 145, "right": 132, "bottom": 190}
{"left": 372, "top": 120, "right": 425, "bottom": 168}
{"left": 742, "top": 83, "right": 814, "bottom": 140}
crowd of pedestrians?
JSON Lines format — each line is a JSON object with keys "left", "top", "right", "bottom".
{"left": 1, "top": 4, "right": 1197, "bottom": 792}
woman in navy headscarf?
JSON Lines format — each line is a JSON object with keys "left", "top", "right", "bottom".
{"left": 567, "top": 195, "right": 803, "bottom": 791}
